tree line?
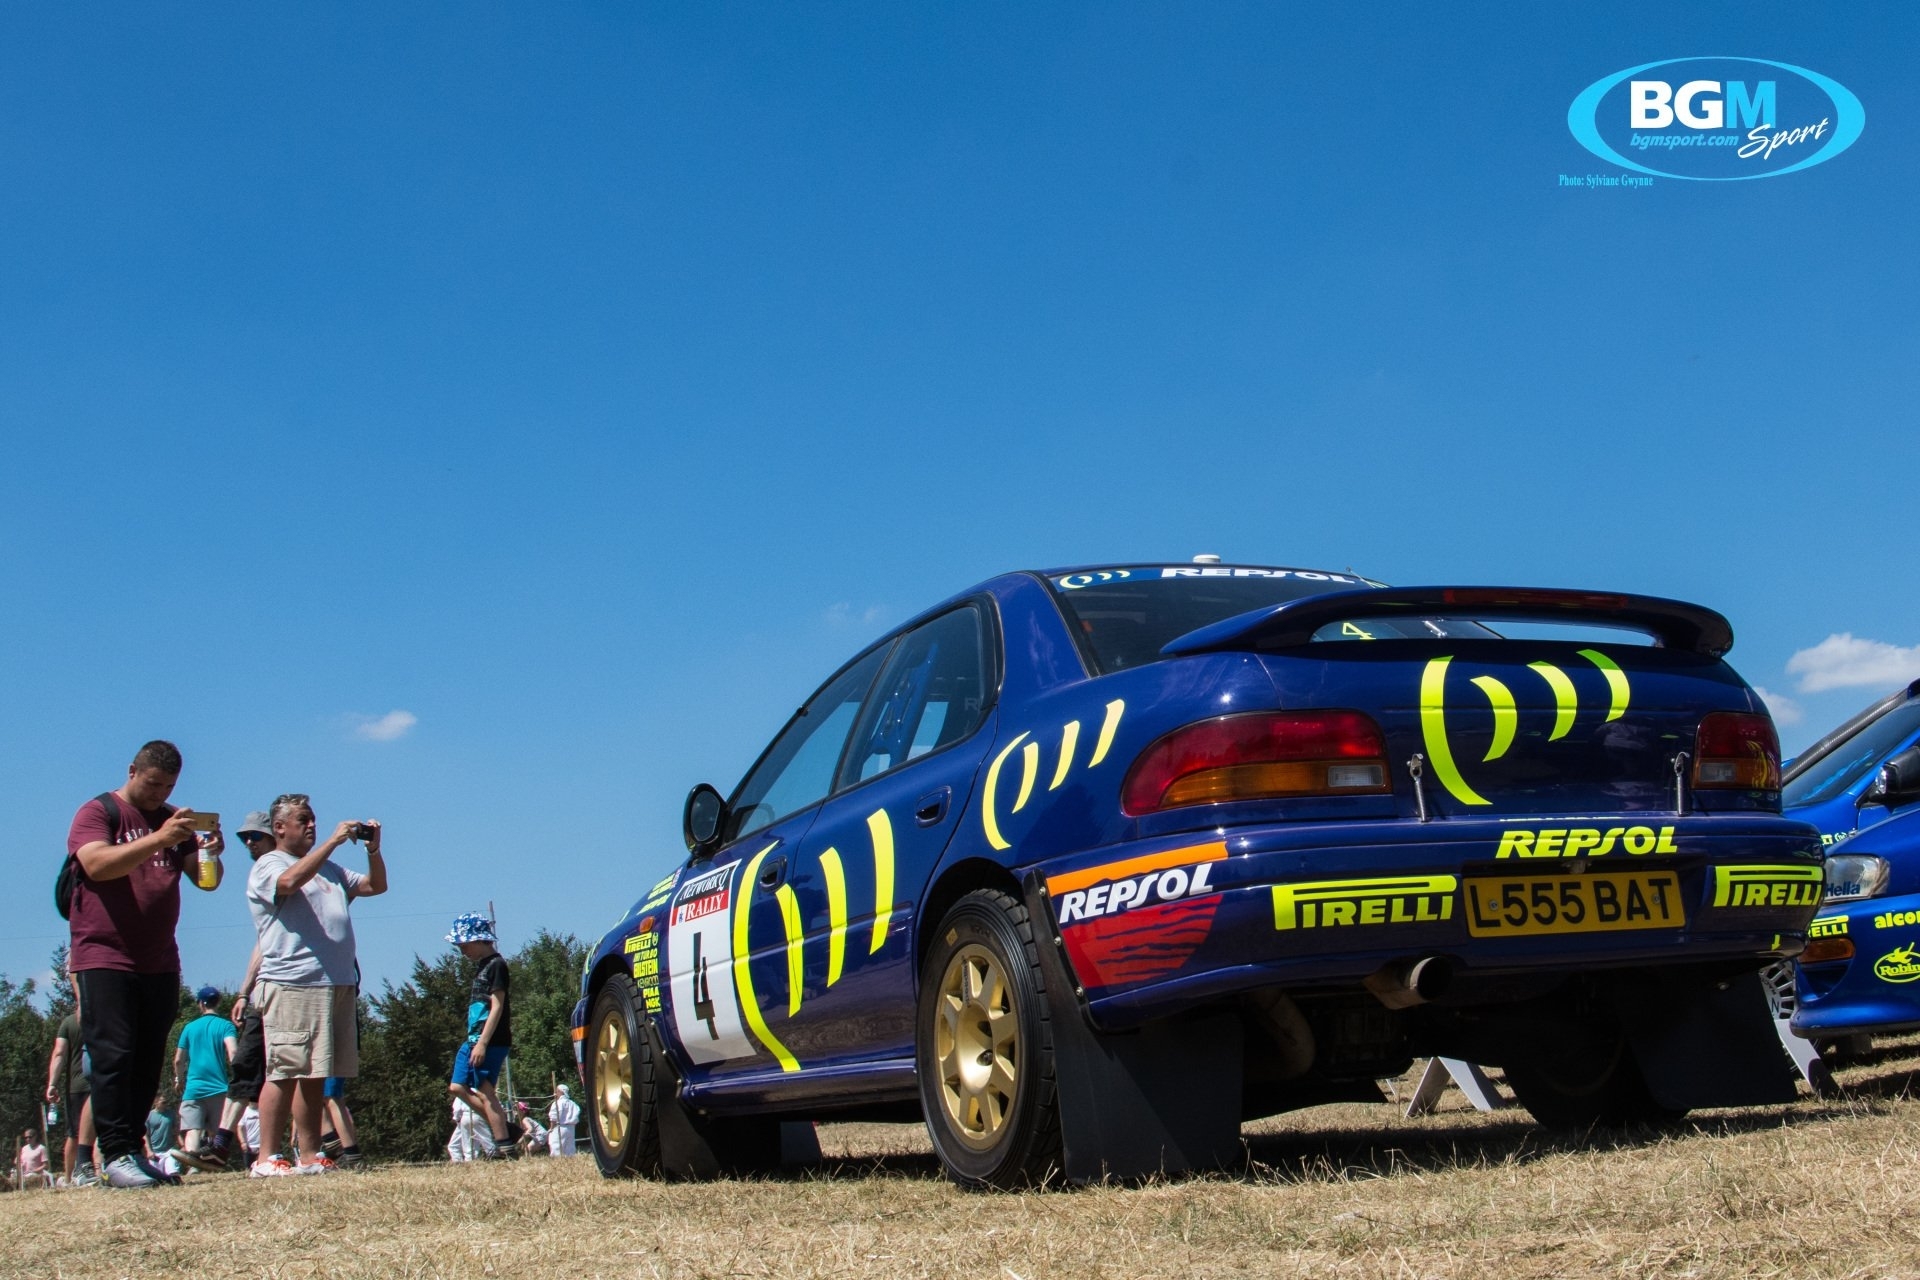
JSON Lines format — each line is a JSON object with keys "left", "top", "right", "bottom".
{"left": 0, "top": 932, "right": 588, "bottom": 1164}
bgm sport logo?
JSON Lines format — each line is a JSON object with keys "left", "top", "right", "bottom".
{"left": 1568, "top": 58, "right": 1864, "bottom": 181}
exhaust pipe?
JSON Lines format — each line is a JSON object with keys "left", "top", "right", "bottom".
{"left": 1364, "top": 956, "right": 1452, "bottom": 1010}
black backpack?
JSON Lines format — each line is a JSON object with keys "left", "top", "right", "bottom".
{"left": 54, "top": 792, "right": 123, "bottom": 921}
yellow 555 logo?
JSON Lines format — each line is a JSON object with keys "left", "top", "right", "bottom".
{"left": 1420, "top": 651, "right": 1630, "bottom": 806}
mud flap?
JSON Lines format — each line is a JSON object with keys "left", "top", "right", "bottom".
{"left": 1607, "top": 971, "right": 1800, "bottom": 1110}
{"left": 1024, "top": 871, "right": 1244, "bottom": 1183}
{"left": 645, "top": 1024, "right": 822, "bottom": 1179}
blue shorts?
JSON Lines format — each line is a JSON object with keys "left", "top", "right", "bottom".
{"left": 451, "top": 1044, "right": 509, "bottom": 1089}
{"left": 324, "top": 1077, "right": 347, "bottom": 1100}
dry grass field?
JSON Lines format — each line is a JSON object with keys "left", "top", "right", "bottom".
{"left": 11, "top": 1038, "right": 1920, "bottom": 1280}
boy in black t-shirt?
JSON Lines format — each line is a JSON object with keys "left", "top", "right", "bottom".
{"left": 446, "top": 914, "right": 514, "bottom": 1155}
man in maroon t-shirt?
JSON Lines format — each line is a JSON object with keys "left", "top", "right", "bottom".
{"left": 67, "top": 739, "right": 224, "bottom": 1189}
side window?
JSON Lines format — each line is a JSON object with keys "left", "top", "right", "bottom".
{"left": 839, "top": 605, "right": 990, "bottom": 788}
{"left": 728, "top": 645, "right": 891, "bottom": 843}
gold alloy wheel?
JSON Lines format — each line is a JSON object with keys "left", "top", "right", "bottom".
{"left": 593, "top": 1006, "right": 633, "bottom": 1148}
{"left": 934, "top": 942, "right": 1020, "bottom": 1151}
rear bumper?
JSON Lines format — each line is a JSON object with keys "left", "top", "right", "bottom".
{"left": 1792, "top": 893, "right": 1920, "bottom": 1037}
{"left": 1030, "top": 814, "right": 1823, "bottom": 1029}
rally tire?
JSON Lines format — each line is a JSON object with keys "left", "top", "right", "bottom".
{"left": 1504, "top": 1037, "right": 1685, "bottom": 1131}
{"left": 916, "top": 888, "right": 1062, "bottom": 1190}
{"left": 585, "top": 974, "right": 661, "bottom": 1178}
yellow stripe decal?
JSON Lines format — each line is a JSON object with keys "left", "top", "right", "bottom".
{"left": 1050, "top": 720, "right": 1080, "bottom": 791}
{"left": 1470, "top": 675, "right": 1517, "bottom": 762}
{"left": 981, "top": 731, "right": 1029, "bottom": 851}
{"left": 820, "top": 847, "right": 847, "bottom": 988}
{"left": 774, "top": 883, "right": 804, "bottom": 1018}
{"left": 733, "top": 844, "right": 798, "bottom": 1073}
{"left": 1528, "top": 662, "right": 1578, "bottom": 741}
{"left": 1088, "top": 699, "right": 1126, "bottom": 766}
{"left": 1013, "top": 740, "right": 1040, "bottom": 812}
{"left": 867, "top": 808, "right": 895, "bottom": 954}
{"left": 1578, "top": 649, "right": 1631, "bottom": 722}
{"left": 1420, "top": 657, "right": 1490, "bottom": 806}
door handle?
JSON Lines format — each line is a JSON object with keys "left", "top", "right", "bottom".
{"left": 758, "top": 856, "right": 788, "bottom": 889}
{"left": 915, "top": 787, "right": 951, "bottom": 827}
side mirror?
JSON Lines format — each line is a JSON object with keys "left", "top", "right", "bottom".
{"left": 683, "top": 784, "right": 727, "bottom": 854}
{"left": 1861, "top": 744, "right": 1920, "bottom": 810}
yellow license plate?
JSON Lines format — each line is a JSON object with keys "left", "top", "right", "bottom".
{"left": 1463, "top": 871, "right": 1686, "bottom": 938}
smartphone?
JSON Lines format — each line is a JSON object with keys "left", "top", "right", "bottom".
{"left": 186, "top": 812, "right": 221, "bottom": 831}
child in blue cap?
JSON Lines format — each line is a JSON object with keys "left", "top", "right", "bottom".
{"left": 446, "top": 913, "right": 514, "bottom": 1157}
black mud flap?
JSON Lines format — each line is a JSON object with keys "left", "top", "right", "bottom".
{"left": 1023, "top": 871, "right": 1245, "bottom": 1183}
{"left": 1606, "top": 971, "right": 1800, "bottom": 1110}
{"left": 645, "top": 1024, "right": 822, "bottom": 1179}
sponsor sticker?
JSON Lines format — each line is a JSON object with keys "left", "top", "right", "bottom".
{"left": 1272, "top": 875, "right": 1458, "bottom": 931}
{"left": 1711, "top": 864, "right": 1823, "bottom": 909}
{"left": 1808, "top": 915, "right": 1849, "bottom": 940}
{"left": 666, "top": 860, "right": 756, "bottom": 1063}
{"left": 1874, "top": 944, "right": 1920, "bottom": 984}
{"left": 1050, "top": 842, "right": 1226, "bottom": 988}
{"left": 1495, "top": 825, "right": 1678, "bottom": 859}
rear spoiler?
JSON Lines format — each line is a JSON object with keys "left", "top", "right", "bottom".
{"left": 1161, "top": 586, "right": 1735, "bottom": 658}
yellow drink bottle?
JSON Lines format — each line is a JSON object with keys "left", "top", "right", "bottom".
{"left": 196, "top": 848, "right": 222, "bottom": 890}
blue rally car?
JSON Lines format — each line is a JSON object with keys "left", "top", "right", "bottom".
{"left": 574, "top": 563, "right": 1822, "bottom": 1186}
{"left": 1783, "top": 681, "right": 1920, "bottom": 1043}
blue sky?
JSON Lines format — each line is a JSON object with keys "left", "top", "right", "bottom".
{"left": 4, "top": 4, "right": 1916, "bottom": 1000}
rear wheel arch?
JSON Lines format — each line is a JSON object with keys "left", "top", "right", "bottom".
{"left": 915, "top": 858, "right": 1026, "bottom": 987}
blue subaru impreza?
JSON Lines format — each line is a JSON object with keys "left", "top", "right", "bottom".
{"left": 1781, "top": 681, "right": 1920, "bottom": 1045}
{"left": 574, "top": 563, "right": 1822, "bottom": 1186}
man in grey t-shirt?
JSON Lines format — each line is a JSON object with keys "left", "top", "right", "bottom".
{"left": 244, "top": 793, "right": 386, "bottom": 1175}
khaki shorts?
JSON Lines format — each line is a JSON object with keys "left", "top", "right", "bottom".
{"left": 258, "top": 982, "right": 359, "bottom": 1081}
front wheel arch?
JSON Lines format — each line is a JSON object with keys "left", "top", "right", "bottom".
{"left": 584, "top": 973, "right": 662, "bottom": 1178}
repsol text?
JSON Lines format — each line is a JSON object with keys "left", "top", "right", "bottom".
{"left": 1495, "top": 825, "right": 1679, "bottom": 858}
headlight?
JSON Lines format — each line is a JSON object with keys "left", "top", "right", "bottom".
{"left": 1825, "top": 853, "right": 1890, "bottom": 903}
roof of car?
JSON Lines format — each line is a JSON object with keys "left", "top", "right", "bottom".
{"left": 1036, "top": 562, "right": 1381, "bottom": 583}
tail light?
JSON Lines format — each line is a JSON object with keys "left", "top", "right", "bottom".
{"left": 1121, "top": 710, "right": 1390, "bottom": 816}
{"left": 1693, "top": 712, "right": 1781, "bottom": 790}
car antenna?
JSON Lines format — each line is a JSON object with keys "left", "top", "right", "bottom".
{"left": 1192, "top": 554, "right": 1221, "bottom": 564}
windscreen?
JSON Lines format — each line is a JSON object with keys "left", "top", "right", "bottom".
{"left": 1049, "top": 567, "right": 1496, "bottom": 674}
{"left": 1783, "top": 696, "right": 1920, "bottom": 808}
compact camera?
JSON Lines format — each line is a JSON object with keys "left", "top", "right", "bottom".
{"left": 348, "top": 822, "right": 376, "bottom": 842}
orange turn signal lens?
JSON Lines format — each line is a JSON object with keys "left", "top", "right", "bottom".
{"left": 1799, "top": 936, "right": 1855, "bottom": 965}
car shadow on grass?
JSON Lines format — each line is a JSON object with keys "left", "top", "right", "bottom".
{"left": 1236, "top": 1107, "right": 1823, "bottom": 1185}
{"left": 1823, "top": 1064, "right": 1920, "bottom": 1102}
{"left": 768, "top": 1104, "right": 1830, "bottom": 1189}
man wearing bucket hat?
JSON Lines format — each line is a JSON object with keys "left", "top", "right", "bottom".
{"left": 446, "top": 913, "right": 515, "bottom": 1157}
{"left": 244, "top": 794, "right": 386, "bottom": 1175}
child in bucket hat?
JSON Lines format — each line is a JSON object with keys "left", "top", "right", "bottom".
{"left": 445, "top": 913, "right": 514, "bottom": 1156}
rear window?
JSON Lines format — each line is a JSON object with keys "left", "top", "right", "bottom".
{"left": 1048, "top": 566, "right": 1495, "bottom": 674}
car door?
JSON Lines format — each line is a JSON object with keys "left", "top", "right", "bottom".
{"left": 749, "top": 601, "right": 999, "bottom": 1066}
{"left": 662, "top": 641, "right": 891, "bottom": 1083}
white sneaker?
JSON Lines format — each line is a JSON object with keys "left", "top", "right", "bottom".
{"left": 102, "top": 1154, "right": 161, "bottom": 1188}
